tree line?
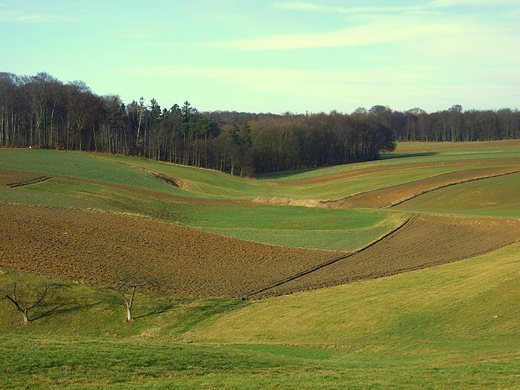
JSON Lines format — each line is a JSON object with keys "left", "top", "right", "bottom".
{"left": 1, "top": 72, "right": 519, "bottom": 175}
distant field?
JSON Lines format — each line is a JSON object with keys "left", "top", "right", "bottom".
{"left": 2, "top": 203, "right": 518, "bottom": 299}
{"left": 0, "top": 149, "right": 189, "bottom": 195}
{"left": 186, "top": 205, "right": 397, "bottom": 250}
{"left": 395, "top": 171, "right": 520, "bottom": 217}
{"left": 331, "top": 166, "right": 520, "bottom": 209}
{"left": 0, "top": 170, "right": 401, "bottom": 251}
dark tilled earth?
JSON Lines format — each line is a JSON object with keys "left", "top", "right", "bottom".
{"left": 2, "top": 203, "right": 519, "bottom": 298}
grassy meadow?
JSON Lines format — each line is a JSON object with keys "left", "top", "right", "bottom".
{"left": 1, "top": 140, "right": 520, "bottom": 388}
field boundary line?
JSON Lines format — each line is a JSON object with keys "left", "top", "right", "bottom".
{"left": 3, "top": 176, "right": 52, "bottom": 188}
{"left": 243, "top": 216, "right": 413, "bottom": 299}
{"left": 319, "top": 167, "right": 520, "bottom": 209}
{"left": 388, "top": 168, "right": 520, "bottom": 208}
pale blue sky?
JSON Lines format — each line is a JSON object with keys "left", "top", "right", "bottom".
{"left": 1, "top": 0, "right": 519, "bottom": 113}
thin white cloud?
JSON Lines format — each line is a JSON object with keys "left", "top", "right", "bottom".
{"left": 206, "top": 25, "right": 393, "bottom": 50}
{"left": 0, "top": 9, "right": 70, "bottom": 23}
{"left": 271, "top": 1, "right": 328, "bottom": 12}
{"left": 271, "top": 2, "right": 424, "bottom": 14}
{"left": 430, "top": 0, "right": 520, "bottom": 5}
{"left": 271, "top": 0, "right": 520, "bottom": 14}
{"left": 121, "top": 65, "right": 520, "bottom": 112}
{"left": 204, "top": 15, "right": 502, "bottom": 54}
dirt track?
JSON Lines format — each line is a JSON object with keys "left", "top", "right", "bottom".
{"left": 2, "top": 203, "right": 519, "bottom": 298}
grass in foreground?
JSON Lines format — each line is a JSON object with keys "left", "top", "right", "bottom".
{"left": 1, "top": 241, "right": 520, "bottom": 388}
{"left": 2, "top": 335, "right": 519, "bottom": 389}
{"left": 187, "top": 242, "right": 520, "bottom": 348}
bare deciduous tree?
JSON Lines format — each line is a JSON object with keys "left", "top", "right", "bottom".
{"left": 106, "top": 277, "right": 157, "bottom": 322}
{"left": 2, "top": 281, "right": 52, "bottom": 323}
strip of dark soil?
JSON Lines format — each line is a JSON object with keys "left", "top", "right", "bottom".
{"left": 0, "top": 203, "right": 340, "bottom": 298}
{"left": 2, "top": 203, "right": 518, "bottom": 299}
{"left": 249, "top": 214, "right": 520, "bottom": 298}
{"left": 0, "top": 169, "right": 52, "bottom": 188}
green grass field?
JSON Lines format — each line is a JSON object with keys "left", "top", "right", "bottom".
{"left": 1, "top": 242, "right": 519, "bottom": 389}
{"left": 1, "top": 141, "right": 520, "bottom": 388}
{"left": 395, "top": 171, "right": 520, "bottom": 218}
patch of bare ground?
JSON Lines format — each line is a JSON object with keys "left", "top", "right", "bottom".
{"left": 249, "top": 214, "right": 520, "bottom": 298}
{"left": 0, "top": 204, "right": 341, "bottom": 298}
{"left": 0, "top": 169, "right": 51, "bottom": 188}
{"left": 115, "top": 162, "right": 192, "bottom": 192}
{"left": 323, "top": 167, "right": 520, "bottom": 209}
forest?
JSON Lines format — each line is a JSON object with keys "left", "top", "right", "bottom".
{"left": 1, "top": 72, "right": 519, "bottom": 175}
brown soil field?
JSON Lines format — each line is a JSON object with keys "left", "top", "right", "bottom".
{"left": 249, "top": 214, "right": 520, "bottom": 298}
{"left": 0, "top": 169, "right": 51, "bottom": 187}
{"left": 323, "top": 167, "right": 520, "bottom": 209}
{"left": 2, "top": 203, "right": 519, "bottom": 299}
{"left": 0, "top": 203, "right": 339, "bottom": 298}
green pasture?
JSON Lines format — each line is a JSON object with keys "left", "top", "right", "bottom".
{"left": 16, "top": 178, "right": 191, "bottom": 221}
{"left": 0, "top": 149, "right": 190, "bottom": 196}
{"left": 395, "top": 171, "right": 520, "bottom": 218}
{"left": 1, "top": 241, "right": 520, "bottom": 388}
{"left": 185, "top": 242, "right": 520, "bottom": 346}
{"left": 93, "top": 153, "right": 512, "bottom": 202}
{"left": 95, "top": 153, "right": 267, "bottom": 198}
{"left": 0, "top": 186, "right": 126, "bottom": 213}
{"left": 94, "top": 143, "right": 520, "bottom": 201}
{"left": 186, "top": 205, "right": 400, "bottom": 250}
{"left": 3, "top": 177, "right": 403, "bottom": 250}
{"left": 255, "top": 140, "right": 520, "bottom": 183}
{"left": 3, "top": 143, "right": 520, "bottom": 203}
{"left": 2, "top": 141, "right": 520, "bottom": 388}
{"left": 2, "top": 143, "right": 520, "bottom": 251}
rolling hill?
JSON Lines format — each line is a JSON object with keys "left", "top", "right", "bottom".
{"left": 1, "top": 140, "right": 519, "bottom": 389}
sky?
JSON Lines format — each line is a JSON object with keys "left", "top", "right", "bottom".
{"left": 1, "top": 0, "right": 520, "bottom": 114}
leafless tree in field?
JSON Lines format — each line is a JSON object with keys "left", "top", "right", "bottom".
{"left": 106, "top": 277, "right": 157, "bottom": 322}
{"left": 2, "top": 281, "right": 52, "bottom": 323}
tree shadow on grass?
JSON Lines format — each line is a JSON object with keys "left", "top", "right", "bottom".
{"left": 133, "top": 303, "right": 179, "bottom": 320}
{"left": 31, "top": 300, "right": 104, "bottom": 321}
{"left": 253, "top": 167, "right": 321, "bottom": 180}
{"left": 379, "top": 152, "right": 438, "bottom": 160}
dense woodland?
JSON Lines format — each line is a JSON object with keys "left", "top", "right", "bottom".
{"left": 1, "top": 72, "right": 519, "bottom": 176}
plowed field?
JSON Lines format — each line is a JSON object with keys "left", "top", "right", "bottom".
{"left": 0, "top": 204, "right": 339, "bottom": 297}
{"left": 2, "top": 203, "right": 519, "bottom": 299}
{"left": 249, "top": 214, "right": 520, "bottom": 298}
{"left": 325, "top": 167, "right": 520, "bottom": 208}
